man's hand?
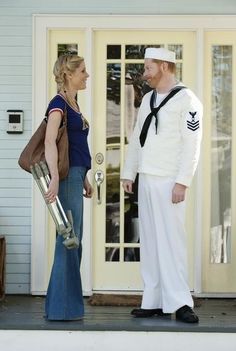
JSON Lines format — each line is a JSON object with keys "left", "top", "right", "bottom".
{"left": 172, "top": 183, "right": 187, "bottom": 204}
{"left": 121, "top": 179, "right": 134, "bottom": 194}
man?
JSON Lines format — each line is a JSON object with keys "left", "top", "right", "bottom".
{"left": 121, "top": 48, "right": 202, "bottom": 323}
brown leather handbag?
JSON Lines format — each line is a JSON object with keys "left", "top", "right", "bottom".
{"left": 18, "top": 109, "right": 69, "bottom": 180}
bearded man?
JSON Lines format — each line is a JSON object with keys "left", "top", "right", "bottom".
{"left": 121, "top": 47, "right": 202, "bottom": 323}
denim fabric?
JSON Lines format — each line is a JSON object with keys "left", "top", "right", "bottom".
{"left": 45, "top": 167, "right": 86, "bottom": 320}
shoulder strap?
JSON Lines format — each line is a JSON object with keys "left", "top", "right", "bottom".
{"left": 62, "top": 103, "right": 67, "bottom": 125}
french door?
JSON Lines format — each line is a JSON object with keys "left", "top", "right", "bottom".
{"left": 92, "top": 30, "right": 197, "bottom": 290}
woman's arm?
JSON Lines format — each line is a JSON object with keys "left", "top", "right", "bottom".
{"left": 44, "top": 110, "right": 62, "bottom": 202}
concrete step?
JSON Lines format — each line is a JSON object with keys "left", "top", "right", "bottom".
{"left": 1, "top": 330, "right": 236, "bottom": 351}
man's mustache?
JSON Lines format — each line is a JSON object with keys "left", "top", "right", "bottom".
{"left": 142, "top": 73, "right": 152, "bottom": 81}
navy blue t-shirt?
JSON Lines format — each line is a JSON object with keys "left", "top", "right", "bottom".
{"left": 45, "top": 94, "right": 91, "bottom": 170}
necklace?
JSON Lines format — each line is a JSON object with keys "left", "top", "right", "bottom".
{"left": 80, "top": 114, "right": 89, "bottom": 130}
{"left": 62, "top": 90, "right": 89, "bottom": 130}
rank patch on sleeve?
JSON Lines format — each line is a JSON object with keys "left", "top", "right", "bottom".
{"left": 187, "top": 111, "right": 199, "bottom": 131}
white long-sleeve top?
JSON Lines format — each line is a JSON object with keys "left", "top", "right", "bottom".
{"left": 121, "top": 86, "right": 203, "bottom": 187}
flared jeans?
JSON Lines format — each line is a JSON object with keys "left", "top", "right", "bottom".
{"left": 45, "top": 166, "right": 86, "bottom": 320}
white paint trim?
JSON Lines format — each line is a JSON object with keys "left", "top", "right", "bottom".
{"left": 194, "top": 28, "right": 205, "bottom": 294}
{"left": 33, "top": 14, "right": 236, "bottom": 29}
{"left": 31, "top": 15, "right": 50, "bottom": 294}
{"left": 32, "top": 14, "right": 236, "bottom": 295}
{"left": 194, "top": 292, "right": 236, "bottom": 298}
{"left": 80, "top": 27, "right": 94, "bottom": 296}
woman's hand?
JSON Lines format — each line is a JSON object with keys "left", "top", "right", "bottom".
{"left": 83, "top": 176, "right": 93, "bottom": 198}
{"left": 45, "top": 177, "right": 59, "bottom": 203}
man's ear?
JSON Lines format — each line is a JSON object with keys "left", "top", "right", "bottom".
{"left": 161, "top": 61, "right": 169, "bottom": 72}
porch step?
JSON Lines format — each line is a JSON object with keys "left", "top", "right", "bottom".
{"left": 1, "top": 296, "right": 236, "bottom": 351}
{"left": 1, "top": 330, "right": 236, "bottom": 351}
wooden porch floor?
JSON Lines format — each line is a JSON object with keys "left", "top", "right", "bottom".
{"left": 0, "top": 295, "right": 236, "bottom": 333}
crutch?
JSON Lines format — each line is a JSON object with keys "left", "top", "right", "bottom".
{"left": 30, "top": 161, "right": 80, "bottom": 249}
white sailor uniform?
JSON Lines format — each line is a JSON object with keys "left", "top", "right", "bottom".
{"left": 121, "top": 85, "right": 202, "bottom": 313}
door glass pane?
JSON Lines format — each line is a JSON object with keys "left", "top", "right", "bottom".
{"left": 168, "top": 44, "right": 183, "bottom": 82}
{"left": 210, "top": 45, "right": 232, "bottom": 264}
{"left": 124, "top": 248, "right": 140, "bottom": 262}
{"left": 176, "top": 62, "right": 183, "bottom": 82}
{"left": 106, "top": 247, "right": 120, "bottom": 261}
{"left": 168, "top": 44, "right": 183, "bottom": 59}
{"left": 57, "top": 43, "right": 78, "bottom": 56}
{"left": 106, "top": 61, "right": 121, "bottom": 258}
{"left": 125, "top": 44, "right": 163, "bottom": 59}
{"left": 107, "top": 63, "right": 121, "bottom": 144}
{"left": 106, "top": 147, "right": 120, "bottom": 244}
{"left": 107, "top": 45, "right": 121, "bottom": 59}
{"left": 125, "top": 63, "right": 151, "bottom": 143}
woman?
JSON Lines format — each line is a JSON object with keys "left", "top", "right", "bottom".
{"left": 44, "top": 54, "right": 93, "bottom": 320}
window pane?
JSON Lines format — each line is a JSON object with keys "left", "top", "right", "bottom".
{"left": 125, "top": 44, "right": 163, "bottom": 59}
{"left": 106, "top": 248, "right": 120, "bottom": 261}
{"left": 210, "top": 45, "right": 232, "bottom": 264}
{"left": 124, "top": 248, "right": 140, "bottom": 262}
{"left": 124, "top": 175, "right": 139, "bottom": 245}
{"left": 176, "top": 62, "right": 183, "bottom": 82}
{"left": 107, "top": 63, "right": 121, "bottom": 144}
{"left": 107, "top": 45, "right": 121, "bottom": 59}
{"left": 168, "top": 44, "right": 183, "bottom": 60}
{"left": 57, "top": 43, "right": 78, "bottom": 57}
{"left": 125, "top": 63, "right": 151, "bottom": 143}
{"left": 106, "top": 147, "right": 120, "bottom": 243}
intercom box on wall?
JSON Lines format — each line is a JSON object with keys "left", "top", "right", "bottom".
{"left": 7, "top": 110, "right": 23, "bottom": 134}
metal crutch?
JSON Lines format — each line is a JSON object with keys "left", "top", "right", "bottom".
{"left": 39, "top": 162, "right": 80, "bottom": 249}
{"left": 30, "top": 161, "right": 79, "bottom": 249}
{"left": 65, "top": 210, "right": 80, "bottom": 250}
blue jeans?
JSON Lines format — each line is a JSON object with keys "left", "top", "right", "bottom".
{"left": 45, "top": 167, "right": 86, "bottom": 320}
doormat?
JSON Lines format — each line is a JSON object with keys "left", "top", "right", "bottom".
{"left": 87, "top": 294, "right": 202, "bottom": 307}
{"left": 87, "top": 294, "right": 142, "bottom": 306}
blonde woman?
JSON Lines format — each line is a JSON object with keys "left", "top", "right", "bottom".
{"left": 44, "top": 54, "right": 93, "bottom": 320}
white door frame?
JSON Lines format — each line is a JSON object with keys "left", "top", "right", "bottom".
{"left": 32, "top": 14, "right": 236, "bottom": 295}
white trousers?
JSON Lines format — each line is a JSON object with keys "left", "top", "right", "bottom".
{"left": 138, "top": 174, "right": 193, "bottom": 313}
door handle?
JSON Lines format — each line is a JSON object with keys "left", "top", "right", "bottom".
{"left": 94, "top": 170, "right": 104, "bottom": 204}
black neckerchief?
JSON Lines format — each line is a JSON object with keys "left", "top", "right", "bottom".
{"left": 139, "top": 86, "right": 186, "bottom": 147}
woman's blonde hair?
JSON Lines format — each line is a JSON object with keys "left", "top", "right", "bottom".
{"left": 53, "top": 54, "right": 86, "bottom": 114}
{"left": 53, "top": 54, "right": 84, "bottom": 92}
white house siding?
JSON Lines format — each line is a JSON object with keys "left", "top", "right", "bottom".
{"left": 0, "top": 0, "right": 236, "bottom": 294}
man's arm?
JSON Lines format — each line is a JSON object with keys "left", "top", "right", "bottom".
{"left": 175, "top": 93, "right": 203, "bottom": 188}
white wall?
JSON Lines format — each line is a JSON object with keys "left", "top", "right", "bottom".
{"left": 0, "top": 0, "right": 236, "bottom": 294}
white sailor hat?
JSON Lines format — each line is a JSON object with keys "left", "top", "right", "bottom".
{"left": 144, "top": 47, "right": 176, "bottom": 63}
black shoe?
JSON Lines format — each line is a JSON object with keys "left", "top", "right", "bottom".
{"left": 131, "top": 308, "right": 166, "bottom": 318}
{"left": 176, "top": 305, "right": 199, "bottom": 323}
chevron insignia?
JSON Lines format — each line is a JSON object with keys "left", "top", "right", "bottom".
{"left": 187, "top": 111, "right": 199, "bottom": 131}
